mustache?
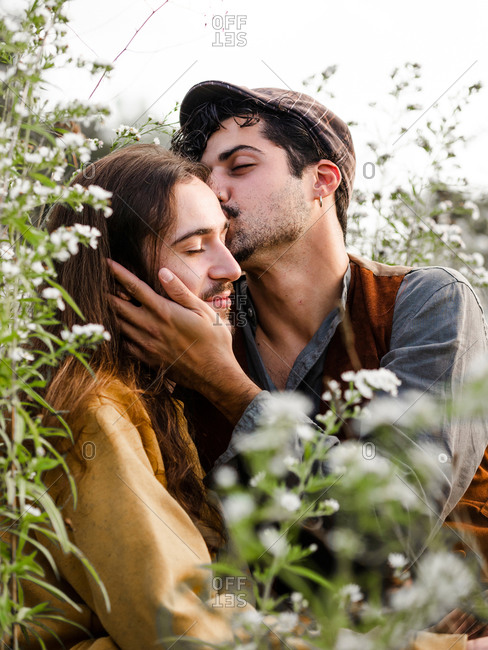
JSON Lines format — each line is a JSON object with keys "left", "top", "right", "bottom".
{"left": 222, "top": 204, "right": 240, "bottom": 219}
{"left": 200, "top": 281, "right": 234, "bottom": 302}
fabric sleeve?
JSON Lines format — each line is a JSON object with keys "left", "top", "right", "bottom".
{"left": 213, "top": 391, "right": 338, "bottom": 470}
{"left": 42, "top": 398, "right": 236, "bottom": 650}
{"left": 381, "top": 267, "right": 488, "bottom": 519}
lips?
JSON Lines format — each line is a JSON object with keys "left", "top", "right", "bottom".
{"left": 205, "top": 291, "right": 232, "bottom": 309}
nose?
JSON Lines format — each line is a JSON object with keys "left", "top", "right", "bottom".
{"left": 209, "top": 241, "right": 241, "bottom": 282}
{"left": 209, "top": 171, "right": 230, "bottom": 204}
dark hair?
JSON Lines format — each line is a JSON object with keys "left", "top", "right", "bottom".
{"left": 43, "top": 144, "right": 224, "bottom": 550}
{"left": 171, "top": 97, "right": 349, "bottom": 237}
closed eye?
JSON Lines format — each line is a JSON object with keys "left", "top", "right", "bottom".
{"left": 186, "top": 248, "right": 204, "bottom": 254}
{"left": 232, "top": 164, "right": 255, "bottom": 172}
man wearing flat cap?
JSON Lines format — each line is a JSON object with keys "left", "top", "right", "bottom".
{"left": 112, "top": 81, "right": 488, "bottom": 558}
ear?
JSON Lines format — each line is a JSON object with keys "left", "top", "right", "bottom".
{"left": 313, "top": 160, "right": 341, "bottom": 201}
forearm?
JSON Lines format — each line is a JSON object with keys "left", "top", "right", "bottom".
{"left": 196, "top": 362, "right": 262, "bottom": 426}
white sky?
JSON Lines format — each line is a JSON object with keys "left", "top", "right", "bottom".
{"left": 26, "top": 0, "right": 488, "bottom": 191}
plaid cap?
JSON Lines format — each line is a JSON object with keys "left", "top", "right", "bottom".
{"left": 180, "top": 80, "right": 356, "bottom": 205}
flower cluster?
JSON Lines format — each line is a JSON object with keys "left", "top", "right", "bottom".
{"left": 60, "top": 323, "right": 111, "bottom": 344}
{"left": 48, "top": 224, "right": 102, "bottom": 262}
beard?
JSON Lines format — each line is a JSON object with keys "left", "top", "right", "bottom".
{"left": 223, "top": 178, "right": 310, "bottom": 265}
{"left": 200, "top": 280, "right": 235, "bottom": 323}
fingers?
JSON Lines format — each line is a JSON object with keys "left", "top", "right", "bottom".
{"left": 108, "top": 294, "right": 152, "bottom": 331}
{"left": 158, "top": 268, "right": 211, "bottom": 314}
{"left": 107, "top": 259, "right": 159, "bottom": 306}
{"left": 116, "top": 313, "right": 170, "bottom": 369}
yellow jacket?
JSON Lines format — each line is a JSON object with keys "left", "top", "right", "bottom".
{"left": 18, "top": 380, "right": 236, "bottom": 649}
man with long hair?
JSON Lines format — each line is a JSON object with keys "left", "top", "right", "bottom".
{"left": 19, "top": 144, "right": 258, "bottom": 649}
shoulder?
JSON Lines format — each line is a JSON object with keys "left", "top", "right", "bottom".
{"left": 398, "top": 266, "right": 484, "bottom": 313}
{"left": 74, "top": 378, "right": 150, "bottom": 433}
{"left": 402, "top": 265, "right": 474, "bottom": 291}
{"left": 391, "top": 265, "right": 487, "bottom": 345}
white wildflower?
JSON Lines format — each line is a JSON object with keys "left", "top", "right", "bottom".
{"left": 296, "top": 423, "right": 315, "bottom": 441}
{"left": 260, "top": 392, "right": 312, "bottom": 425}
{"left": 323, "top": 498, "right": 340, "bottom": 513}
{"left": 464, "top": 200, "right": 480, "bottom": 221}
{"left": 3, "top": 17, "right": 18, "bottom": 32}
{"left": 38, "top": 146, "right": 54, "bottom": 160}
{"left": 41, "top": 287, "right": 65, "bottom": 311}
{"left": 342, "top": 368, "right": 401, "bottom": 399}
{"left": 32, "top": 181, "right": 51, "bottom": 199}
{"left": 50, "top": 228, "right": 79, "bottom": 257}
{"left": 42, "top": 288, "right": 61, "bottom": 299}
{"left": 57, "top": 132, "right": 85, "bottom": 149}
{"left": 274, "top": 611, "right": 298, "bottom": 634}
{"left": 249, "top": 471, "right": 265, "bottom": 487}
{"left": 24, "top": 504, "right": 42, "bottom": 517}
{"left": 24, "top": 152, "right": 43, "bottom": 164}
{"left": 329, "top": 530, "right": 363, "bottom": 556}
{"left": 391, "top": 552, "right": 475, "bottom": 621}
{"left": 283, "top": 455, "right": 298, "bottom": 468}
{"left": 233, "top": 607, "right": 263, "bottom": 629}
{"left": 87, "top": 185, "right": 112, "bottom": 201}
{"left": 11, "top": 347, "right": 34, "bottom": 362}
{"left": 62, "top": 323, "right": 111, "bottom": 342}
{"left": 153, "top": 137, "right": 161, "bottom": 145}
{"left": 10, "top": 179, "right": 31, "bottom": 200}
{"left": 388, "top": 552, "right": 407, "bottom": 569}
{"left": 278, "top": 491, "right": 301, "bottom": 512}
{"left": 1, "top": 260, "right": 21, "bottom": 277}
{"left": 222, "top": 493, "right": 254, "bottom": 523}
{"left": 73, "top": 223, "right": 101, "bottom": 249}
{"left": 328, "top": 441, "right": 390, "bottom": 477}
{"left": 359, "top": 390, "right": 439, "bottom": 433}
{"left": 52, "top": 166, "right": 65, "bottom": 181}
{"left": 213, "top": 466, "right": 237, "bottom": 488}
{"left": 14, "top": 103, "right": 29, "bottom": 117}
{"left": 0, "top": 243, "right": 14, "bottom": 260}
{"left": 323, "top": 379, "right": 341, "bottom": 401}
{"left": 31, "top": 261, "right": 45, "bottom": 275}
{"left": 259, "top": 527, "right": 287, "bottom": 557}
{"left": 340, "top": 583, "right": 363, "bottom": 603}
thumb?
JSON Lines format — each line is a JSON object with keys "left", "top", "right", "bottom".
{"left": 158, "top": 268, "right": 207, "bottom": 312}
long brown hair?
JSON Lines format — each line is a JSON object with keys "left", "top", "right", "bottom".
{"left": 44, "top": 144, "right": 224, "bottom": 548}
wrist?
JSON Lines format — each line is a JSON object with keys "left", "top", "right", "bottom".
{"left": 201, "top": 365, "right": 261, "bottom": 426}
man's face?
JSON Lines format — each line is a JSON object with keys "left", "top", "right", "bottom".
{"left": 200, "top": 117, "right": 313, "bottom": 266}
{"left": 160, "top": 177, "right": 241, "bottom": 321}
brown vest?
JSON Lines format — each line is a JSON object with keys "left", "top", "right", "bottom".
{"left": 185, "top": 255, "right": 411, "bottom": 472}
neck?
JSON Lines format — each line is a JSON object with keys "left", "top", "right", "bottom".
{"left": 243, "top": 229, "right": 349, "bottom": 346}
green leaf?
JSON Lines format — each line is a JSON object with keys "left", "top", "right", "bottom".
{"left": 23, "top": 575, "right": 83, "bottom": 613}
{"left": 44, "top": 278, "right": 85, "bottom": 319}
{"left": 30, "top": 172, "right": 56, "bottom": 188}
{"left": 283, "top": 564, "right": 334, "bottom": 590}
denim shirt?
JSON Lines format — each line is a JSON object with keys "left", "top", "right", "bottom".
{"left": 221, "top": 262, "right": 488, "bottom": 521}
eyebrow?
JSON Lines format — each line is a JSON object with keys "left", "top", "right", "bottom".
{"left": 171, "top": 221, "right": 229, "bottom": 246}
{"left": 217, "top": 145, "right": 263, "bottom": 162}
